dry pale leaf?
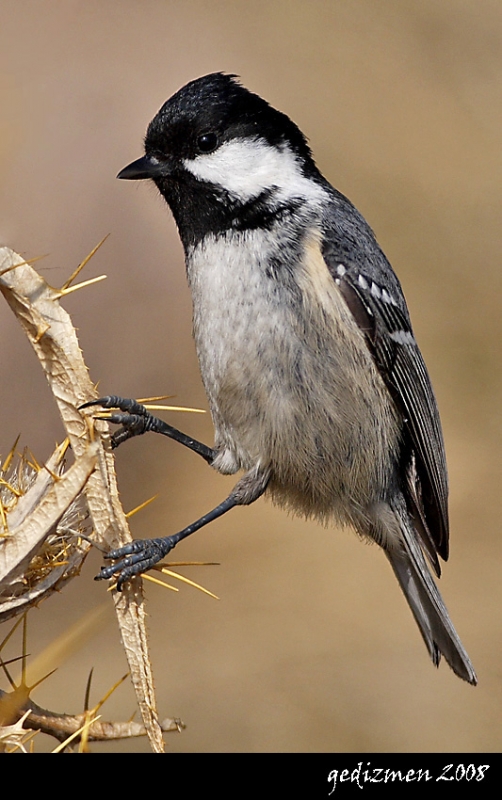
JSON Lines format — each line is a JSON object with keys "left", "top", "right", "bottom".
{"left": 0, "top": 441, "right": 96, "bottom": 621}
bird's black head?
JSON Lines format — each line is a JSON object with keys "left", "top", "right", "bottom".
{"left": 146, "top": 73, "right": 315, "bottom": 166}
{"left": 118, "top": 73, "right": 323, "bottom": 247}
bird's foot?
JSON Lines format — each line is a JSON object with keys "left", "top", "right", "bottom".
{"left": 80, "top": 395, "right": 215, "bottom": 462}
{"left": 95, "top": 536, "right": 181, "bottom": 591}
{"left": 80, "top": 396, "right": 156, "bottom": 448}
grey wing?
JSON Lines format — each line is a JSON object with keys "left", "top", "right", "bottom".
{"left": 322, "top": 239, "right": 449, "bottom": 570}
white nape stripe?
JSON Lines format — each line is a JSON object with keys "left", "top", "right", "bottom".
{"left": 183, "top": 138, "right": 326, "bottom": 204}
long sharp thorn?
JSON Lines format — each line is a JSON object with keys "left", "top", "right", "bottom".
{"left": 60, "top": 234, "right": 110, "bottom": 291}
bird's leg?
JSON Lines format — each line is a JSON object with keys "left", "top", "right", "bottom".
{"left": 80, "top": 396, "right": 215, "bottom": 463}
{"left": 95, "top": 466, "right": 270, "bottom": 590}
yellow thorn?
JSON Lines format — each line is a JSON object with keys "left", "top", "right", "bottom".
{"left": 93, "top": 401, "right": 205, "bottom": 415}
{"left": 125, "top": 495, "right": 159, "bottom": 519}
{"left": 25, "top": 448, "right": 42, "bottom": 472}
{"left": 83, "top": 667, "right": 94, "bottom": 712}
{"left": 156, "top": 566, "right": 219, "bottom": 599}
{"left": 92, "top": 672, "right": 129, "bottom": 714}
{"left": 0, "top": 615, "right": 25, "bottom": 655}
{"left": 0, "top": 263, "right": 23, "bottom": 277}
{"left": 137, "top": 395, "right": 174, "bottom": 403}
{"left": 143, "top": 404, "right": 206, "bottom": 414}
{"left": 60, "top": 234, "right": 110, "bottom": 291}
{"left": 21, "top": 615, "right": 28, "bottom": 686}
{"left": 51, "top": 715, "right": 101, "bottom": 753}
{"left": 158, "top": 561, "right": 219, "bottom": 567}
{"left": 0, "top": 501, "right": 8, "bottom": 531}
{"left": 142, "top": 573, "right": 179, "bottom": 592}
{"left": 1, "top": 434, "right": 21, "bottom": 473}
{"left": 56, "top": 274, "right": 107, "bottom": 297}
{"left": 59, "top": 438, "right": 71, "bottom": 459}
{"left": 28, "top": 668, "right": 58, "bottom": 693}
{"left": 42, "top": 465, "right": 61, "bottom": 483}
{"left": 0, "top": 478, "right": 22, "bottom": 497}
{"left": 34, "top": 439, "right": 69, "bottom": 481}
{"left": 0, "top": 254, "right": 48, "bottom": 277}
{"left": 82, "top": 415, "right": 97, "bottom": 443}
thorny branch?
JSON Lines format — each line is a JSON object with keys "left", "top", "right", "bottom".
{"left": 0, "top": 246, "right": 164, "bottom": 752}
{"left": 0, "top": 687, "right": 183, "bottom": 745}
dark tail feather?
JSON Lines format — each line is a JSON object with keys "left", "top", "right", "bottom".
{"left": 387, "top": 501, "right": 477, "bottom": 685}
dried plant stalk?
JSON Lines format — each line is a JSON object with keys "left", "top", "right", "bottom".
{"left": 0, "top": 247, "right": 164, "bottom": 752}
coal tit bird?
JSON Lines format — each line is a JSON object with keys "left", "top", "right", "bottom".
{"left": 85, "top": 73, "right": 476, "bottom": 684}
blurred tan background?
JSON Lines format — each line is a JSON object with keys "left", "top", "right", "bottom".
{"left": 1, "top": 0, "right": 501, "bottom": 752}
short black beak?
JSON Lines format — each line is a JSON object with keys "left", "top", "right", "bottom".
{"left": 117, "top": 154, "right": 166, "bottom": 180}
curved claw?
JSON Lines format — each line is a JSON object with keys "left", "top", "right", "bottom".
{"left": 80, "top": 396, "right": 148, "bottom": 415}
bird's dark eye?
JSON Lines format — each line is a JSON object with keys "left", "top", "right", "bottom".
{"left": 197, "top": 132, "right": 218, "bottom": 153}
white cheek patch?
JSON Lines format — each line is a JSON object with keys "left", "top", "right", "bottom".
{"left": 183, "top": 138, "right": 325, "bottom": 204}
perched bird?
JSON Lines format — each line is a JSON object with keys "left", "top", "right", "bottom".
{"left": 85, "top": 73, "right": 476, "bottom": 684}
